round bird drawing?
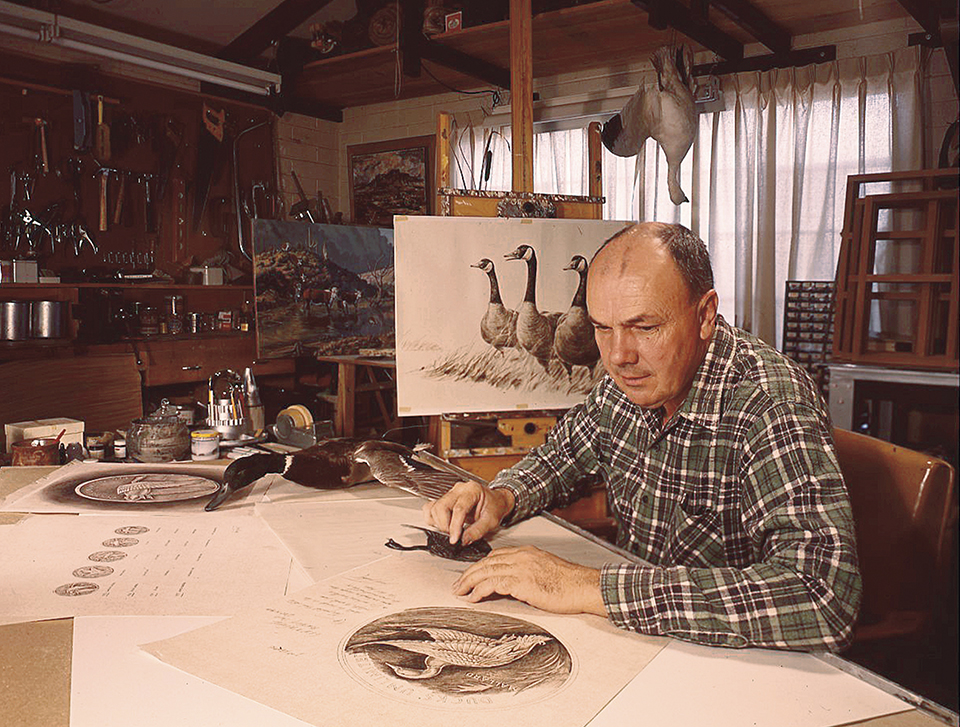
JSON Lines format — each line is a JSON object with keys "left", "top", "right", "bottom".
{"left": 554, "top": 254, "right": 600, "bottom": 377}
{"left": 504, "top": 244, "right": 561, "bottom": 371}
{"left": 471, "top": 258, "right": 518, "bottom": 354}
{"left": 355, "top": 627, "right": 551, "bottom": 681}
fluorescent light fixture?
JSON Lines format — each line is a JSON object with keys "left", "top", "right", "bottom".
{"left": 0, "top": 0, "right": 280, "bottom": 96}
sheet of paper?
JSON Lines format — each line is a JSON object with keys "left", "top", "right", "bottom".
{"left": 143, "top": 554, "right": 666, "bottom": 727}
{"left": 72, "top": 616, "right": 313, "bottom": 727}
{"left": 0, "top": 460, "right": 269, "bottom": 515}
{"left": 255, "top": 496, "right": 633, "bottom": 584}
{"left": 262, "top": 474, "right": 410, "bottom": 505}
{"left": 587, "top": 640, "right": 912, "bottom": 727}
{"left": 255, "top": 495, "right": 429, "bottom": 582}
{"left": 0, "top": 513, "right": 298, "bottom": 625}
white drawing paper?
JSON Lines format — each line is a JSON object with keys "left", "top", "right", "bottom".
{"left": 0, "top": 460, "right": 267, "bottom": 515}
{"left": 0, "top": 513, "right": 297, "bottom": 625}
{"left": 587, "top": 640, "right": 911, "bottom": 727}
{"left": 394, "top": 217, "right": 629, "bottom": 415}
{"left": 72, "top": 616, "right": 313, "bottom": 727}
{"left": 143, "top": 554, "right": 666, "bottom": 727}
{"left": 254, "top": 495, "right": 634, "bottom": 584}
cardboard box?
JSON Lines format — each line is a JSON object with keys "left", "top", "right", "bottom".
{"left": 4, "top": 417, "right": 84, "bottom": 453}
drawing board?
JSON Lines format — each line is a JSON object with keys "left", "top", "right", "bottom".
{"left": 394, "top": 217, "right": 629, "bottom": 415}
{"left": 143, "top": 553, "right": 666, "bottom": 727}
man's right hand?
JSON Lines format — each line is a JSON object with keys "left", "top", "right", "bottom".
{"left": 422, "top": 481, "right": 516, "bottom": 545}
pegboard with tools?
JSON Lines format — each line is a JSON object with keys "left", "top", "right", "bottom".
{"left": 0, "top": 53, "right": 279, "bottom": 282}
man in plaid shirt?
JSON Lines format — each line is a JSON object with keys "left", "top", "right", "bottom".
{"left": 425, "top": 221, "right": 861, "bottom": 650}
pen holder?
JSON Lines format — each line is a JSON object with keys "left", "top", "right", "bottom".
{"left": 207, "top": 399, "right": 245, "bottom": 441}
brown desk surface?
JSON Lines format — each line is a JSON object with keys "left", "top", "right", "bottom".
{"left": 0, "top": 467, "right": 948, "bottom": 727}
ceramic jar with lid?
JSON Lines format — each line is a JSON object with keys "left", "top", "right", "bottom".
{"left": 127, "top": 399, "right": 190, "bottom": 462}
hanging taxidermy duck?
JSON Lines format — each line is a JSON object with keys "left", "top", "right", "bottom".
{"left": 601, "top": 44, "right": 697, "bottom": 205}
{"left": 205, "top": 439, "right": 462, "bottom": 511}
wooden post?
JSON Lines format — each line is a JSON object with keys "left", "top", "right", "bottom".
{"left": 436, "top": 111, "right": 452, "bottom": 214}
{"left": 510, "top": 0, "right": 533, "bottom": 193}
{"left": 588, "top": 121, "right": 603, "bottom": 218}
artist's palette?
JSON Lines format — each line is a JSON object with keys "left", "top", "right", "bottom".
{"left": 75, "top": 473, "right": 220, "bottom": 503}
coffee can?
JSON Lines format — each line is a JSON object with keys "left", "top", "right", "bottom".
{"left": 191, "top": 429, "right": 220, "bottom": 460}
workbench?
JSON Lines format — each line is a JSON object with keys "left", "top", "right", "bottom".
{"left": 0, "top": 464, "right": 954, "bottom": 727}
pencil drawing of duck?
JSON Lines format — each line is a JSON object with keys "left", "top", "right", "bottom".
{"left": 504, "top": 244, "right": 561, "bottom": 371}
{"left": 601, "top": 44, "right": 696, "bottom": 205}
{"left": 357, "top": 628, "right": 550, "bottom": 680}
{"left": 471, "top": 258, "right": 518, "bottom": 354}
{"left": 554, "top": 255, "right": 600, "bottom": 377}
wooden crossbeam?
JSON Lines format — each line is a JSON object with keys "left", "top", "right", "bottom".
{"left": 896, "top": 0, "right": 941, "bottom": 38}
{"left": 420, "top": 40, "right": 512, "bottom": 88}
{"left": 692, "top": 45, "right": 835, "bottom": 76}
{"left": 630, "top": 0, "right": 744, "bottom": 60}
{"left": 709, "top": 0, "right": 791, "bottom": 54}
{"left": 219, "top": 0, "right": 338, "bottom": 63}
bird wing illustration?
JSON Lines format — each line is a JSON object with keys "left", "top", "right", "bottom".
{"left": 360, "top": 628, "right": 550, "bottom": 679}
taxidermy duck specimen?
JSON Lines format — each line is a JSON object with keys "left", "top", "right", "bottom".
{"left": 504, "top": 244, "right": 561, "bottom": 371}
{"left": 205, "top": 439, "right": 459, "bottom": 511}
{"left": 353, "top": 440, "right": 462, "bottom": 500}
{"left": 353, "top": 628, "right": 550, "bottom": 680}
{"left": 554, "top": 255, "right": 600, "bottom": 377}
{"left": 471, "top": 258, "right": 518, "bottom": 354}
{"left": 601, "top": 44, "right": 696, "bottom": 205}
{"left": 385, "top": 524, "right": 492, "bottom": 562}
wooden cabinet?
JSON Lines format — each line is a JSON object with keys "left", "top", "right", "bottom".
{"left": 133, "top": 334, "right": 293, "bottom": 386}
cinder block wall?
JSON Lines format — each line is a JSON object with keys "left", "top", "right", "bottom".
{"left": 276, "top": 17, "right": 957, "bottom": 222}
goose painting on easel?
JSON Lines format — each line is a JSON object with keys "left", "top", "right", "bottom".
{"left": 395, "top": 217, "right": 629, "bottom": 416}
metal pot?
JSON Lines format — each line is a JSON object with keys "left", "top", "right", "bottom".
{"left": 127, "top": 399, "right": 190, "bottom": 463}
{"left": 0, "top": 301, "right": 30, "bottom": 340}
{"left": 30, "top": 300, "right": 64, "bottom": 338}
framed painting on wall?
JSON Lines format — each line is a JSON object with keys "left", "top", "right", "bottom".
{"left": 348, "top": 135, "right": 434, "bottom": 226}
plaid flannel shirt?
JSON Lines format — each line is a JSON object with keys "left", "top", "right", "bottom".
{"left": 490, "top": 317, "right": 861, "bottom": 650}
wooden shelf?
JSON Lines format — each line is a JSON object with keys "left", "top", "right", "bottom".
{"left": 291, "top": 0, "right": 911, "bottom": 109}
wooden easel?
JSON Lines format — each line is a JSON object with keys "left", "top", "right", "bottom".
{"left": 427, "top": 0, "right": 614, "bottom": 538}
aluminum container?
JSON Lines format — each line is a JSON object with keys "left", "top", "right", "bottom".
{"left": 0, "top": 301, "right": 30, "bottom": 340}
{"left": 30, "top": 300, "right": 64, "bottom": 338}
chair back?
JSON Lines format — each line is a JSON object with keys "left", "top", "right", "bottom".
{"left": 833, "top": 427, "right": 956, "bottom": 633}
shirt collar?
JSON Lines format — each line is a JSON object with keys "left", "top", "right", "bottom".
{"left": 672, "top": 316, "right": 737, "bottom": 432}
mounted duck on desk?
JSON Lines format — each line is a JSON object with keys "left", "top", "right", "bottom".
{"left": 205, "top": 438, "right": 462, "bottom": 511}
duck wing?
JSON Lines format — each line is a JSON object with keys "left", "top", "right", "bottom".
{"left": 355, "top": 442, "right": 462, "bottom": 499}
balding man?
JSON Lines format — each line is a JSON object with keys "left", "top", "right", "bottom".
{"left": 424, "top": 222, "right": 861, "bottom": 650}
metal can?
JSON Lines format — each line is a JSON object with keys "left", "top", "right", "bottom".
{"left": 191, "top": 429, "right": 220, "bottom": 461}
{"left": 187, "top": 312, "right": 201, "bottom": 334}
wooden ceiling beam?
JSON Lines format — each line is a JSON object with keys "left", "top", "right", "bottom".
{"left": 708, "top": 0, "right": 791, "bottom": 54}
{"left": 692, "top": 44, "right": 835, "bottom": 76}
{"left": 219, "top": 0, "right": 338, "bottom": 63}
{"left": 401, "top": 0, "right": 510, "bottom": 88}
{"left": 420, "top": 41, "right": 512, "bottom": 88}
{"left": 895, "top": 0, "right": 941, "bottom": 38}
{"left": 630, "top": 0, "right": 743, "bottom": 60}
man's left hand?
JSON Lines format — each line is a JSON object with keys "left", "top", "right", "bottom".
{"left": 452, "top": 546, "right": 607, "bottom": 616}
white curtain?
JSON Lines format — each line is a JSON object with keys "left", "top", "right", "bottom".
{"left": 461, "top": 47, "right": 924, "bottom": 347}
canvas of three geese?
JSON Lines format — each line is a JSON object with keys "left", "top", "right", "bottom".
{"left": 472, "top": 245, "right": 600, "bottom": 377}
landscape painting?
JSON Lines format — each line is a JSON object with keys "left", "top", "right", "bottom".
{"left": 348, "top": 135, "right": 434, "bottom": 226}
{"left": 394, "top": 217, "right": 630, "bottom": 416}
{"left": 253, "top": 220, "right": 394, "bottom": 358}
